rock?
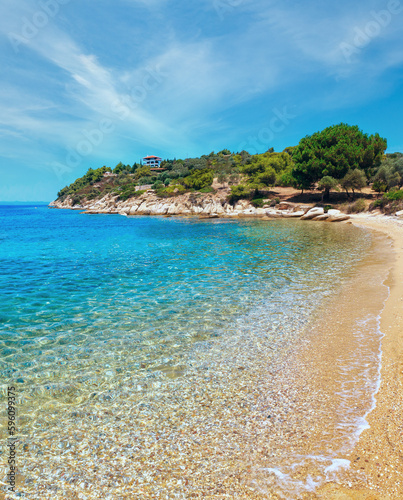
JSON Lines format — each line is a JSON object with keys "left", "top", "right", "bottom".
{"left": 396, "top": 210, "right": 403, "bottom": 217}
{"left": 255, "top": 208, "right": 266, "bottom": 216}
{"left": 313, "top": 214, "right": 330, "bottom": 221}
{"left": 242, "top": 208, "right": 257, "bottom": 215}
{"left": 301, "top": 207, "right": 324, "bottom": 220}
{"left": 129, "top": 206, "right": 139, "bottom": 215}
{"left": 202, "top": 203, "right": 213, "bottom": 214}
{"left": 327, "top": 209, "right": 341, "bottom": 216}
{"left": 265, "top": 209, "right": 282, "bottom": 218}
{"left": 278, "top": 202, "right": 295, "bottom": 210}
{"left": 137, "top": 201, "right": 148, "bottom": 212}
{"left": 282, "top": 210, "right": 305, "bottom": 218}
{"left": 329, "top": 214, "right": 350, "bottom": 222}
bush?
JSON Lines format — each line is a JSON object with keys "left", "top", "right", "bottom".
{"left": 369, "top": 191, "right": 403, "bottom": 213}
{"left": 138, "top": 176, "right": 153, "bottom": 185}
{"left": 156, "top": 184, "right": 186, "bottom": 198}
{"left": 372, "top": 180, "right": 388, "bottom": 195}
{"left": 119, "top": 186, "right": 137, "bottom": 200}
{"left": 182, "top": 168, "right": 214, "bottom": 190}
{"left": 152, "top": 180, "right": 164, "bottom": 190}
{"left": 270, "top": 197, "right": 280, "bottom": 207}
{"left": 346, "top": 198, "right": 366, "bottom": 213}
{"left": 86, "top": 189, "right": 101, "bottom": 200}
{"left": 384, "top": 189, "right": 403, "bottom": 201}
{"left": 251, "top": 198, "right": 264, "bottom": 208}
{"left": 199, "top": 186, "right": 215, "bottom": 193}
{"left": 228, "top": 184, "right": 252, "bottom": 204}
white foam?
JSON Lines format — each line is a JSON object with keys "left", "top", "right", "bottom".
{"left": 324, "top": 459, "right": 350, "bottom": 474}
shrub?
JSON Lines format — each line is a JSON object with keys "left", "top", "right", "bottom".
{"left": 199, "top": 186, "right": 215, "bottom": 193}
{"left": 369, "top": 198, "right": 387, "bottom": 210}
{"left": 348, "top": 198, "right": 367, "bottom": 213}
{"left": 138, "top": 176, "right": 153, "bottom": 185}
{"left": 384, "top": 189, "right": 403, "bottom": 201}
{"left": 371, "top": 180, "right": 388, "bottom": 195}
{"left": 156, "top": 184, "right": 186, "bottom": 198}
{"left": 86, "top": 189, "right": 101, "bottom": 200}
{"left": 182, "top": 168, "right": 214, "bottom": 190}
{"left": 228, "top": 184, "right": 252, "bottom": 204}
{"left": 119, "top": 186, "right": 137, "bottom": 200}
{"left": 251, "top": 198, "right": 264, "bottom": 208}
{"left": 152, "top": 180, "right": 164, "bottom": 190}
{"left": 368, "top": 191, "right": 403, "bottom": 213}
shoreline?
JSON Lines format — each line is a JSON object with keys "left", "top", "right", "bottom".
{"left": 317, "top": 214, "right": 403, "bottom": 499}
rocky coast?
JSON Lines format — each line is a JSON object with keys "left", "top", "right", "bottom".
{"left": 49, "top": 189, "right": 354, "bottom": 222}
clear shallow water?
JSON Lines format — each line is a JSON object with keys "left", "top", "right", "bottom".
{"left": 0, "top": 205, "right": 387, "bottom": 498}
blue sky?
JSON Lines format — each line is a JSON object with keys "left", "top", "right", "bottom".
{"left": 1, "top": 0, "right": 403, "bottom": 201}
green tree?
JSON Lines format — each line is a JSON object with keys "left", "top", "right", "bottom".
{"left": 239, "top": 151, "right": 294, "bottom": 192}
{"left": 181, "top": 168, "right": 214, "bottom": 190}
{"left": 134, "top": 166, "right": 151, "bottom": 181}
{"left": 317, "top": 176, "right": 339, "bottom": 201}
{"left": 292, "top": 124, "right": 387, "bottom": 190}
{"left": 113, "top": 161, "right": 126, "bottom": 174}
{"left": 373, "top": 164, "right": 401, "bottom": 191}
{"left": 340, "top": 169, "right": 367, "bottom": 199}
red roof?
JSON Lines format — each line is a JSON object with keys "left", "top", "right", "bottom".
{"left": 143, "top": 155, "right": 162, "bottom": 160}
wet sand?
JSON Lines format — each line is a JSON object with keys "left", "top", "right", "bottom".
{"left": 317, "top": 215, "right": 403, "bottom": 500}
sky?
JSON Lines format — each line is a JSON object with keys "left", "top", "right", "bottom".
{"left": 1, "top": 0, "right": 403, "bottom": 201}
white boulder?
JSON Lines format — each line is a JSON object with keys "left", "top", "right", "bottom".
{"left": 329, "top": 214, "right": 350, "bottom": 222}
{"left": 301, "top": 207, "right": 324, "bottom": 220}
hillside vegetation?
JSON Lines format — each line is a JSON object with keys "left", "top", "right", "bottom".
{"left": 56, "top": 124, "right": 403, "bottom": 213}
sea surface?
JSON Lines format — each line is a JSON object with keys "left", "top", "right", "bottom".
{"left": 0, "top": 205, "right": 391, "bottom": 499}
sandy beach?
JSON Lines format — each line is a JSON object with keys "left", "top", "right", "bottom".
{"left": 317, "top": 215, "right": 403, "bottom": 499}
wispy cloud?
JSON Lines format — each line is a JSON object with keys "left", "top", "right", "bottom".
{"left": 0, "top": 0, "right": 402, "bottom": 200}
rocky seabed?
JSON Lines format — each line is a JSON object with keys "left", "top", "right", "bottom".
{"left": 49, "top": 192, "right": 353, "bottom": 222}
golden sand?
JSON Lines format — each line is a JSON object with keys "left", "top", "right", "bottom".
{"left": 316, "top": 216, "right": 403, "bottom": 499}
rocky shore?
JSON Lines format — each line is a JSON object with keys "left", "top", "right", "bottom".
{"left": 50, "top": 190, "right": 355, "bottom": 222}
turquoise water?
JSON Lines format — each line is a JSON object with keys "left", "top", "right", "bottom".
{"left": 0, "top": 205, "right": 383, "bottom": 498}
{"left": 0, "top": 206, "right": 369, "bottom": 392}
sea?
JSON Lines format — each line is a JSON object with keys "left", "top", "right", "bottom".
{"left": 0, "top": 204, "right": 392, "bottom": 499}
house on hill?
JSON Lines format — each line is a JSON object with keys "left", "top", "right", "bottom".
{"left": 143, "top": 155, "right": 162, "bottom": 169}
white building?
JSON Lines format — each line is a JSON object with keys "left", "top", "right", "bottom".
{"left": 143, "top": 155, "right": 162, "bottom": 168}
